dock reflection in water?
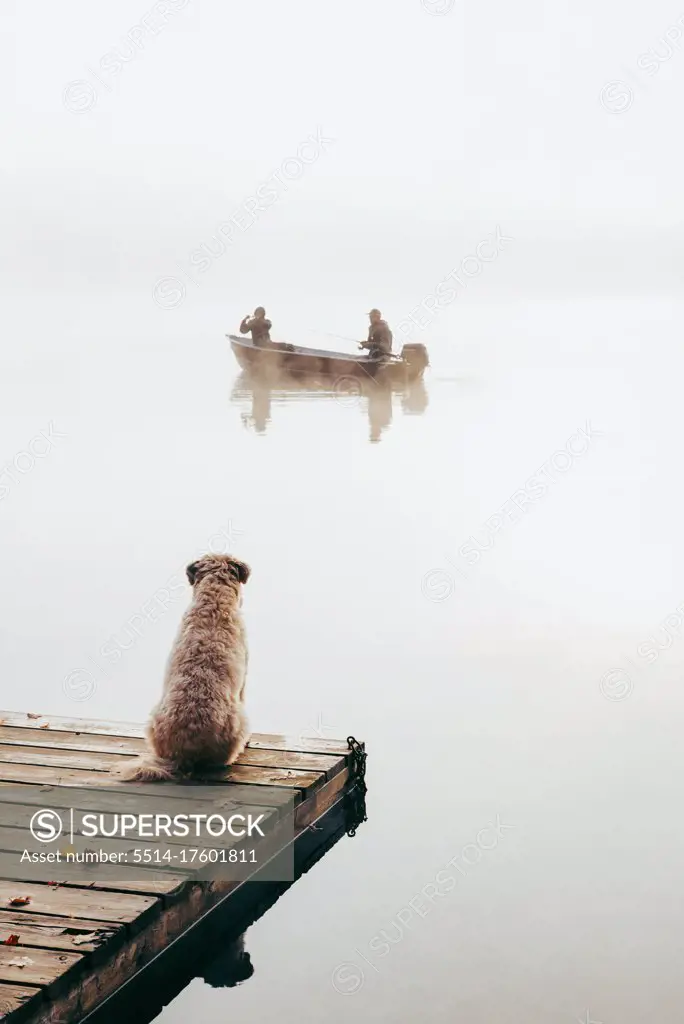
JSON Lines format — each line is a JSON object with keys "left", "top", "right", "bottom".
{"left": 230, "top": 370, "right": 429, "bottom": 443}
{"left": 86, "top": 784, "right": 367, "bottom": 1024}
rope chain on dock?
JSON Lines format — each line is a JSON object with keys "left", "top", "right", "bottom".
{"left": 346, "top": 736, "right": 368, "bottom": 837}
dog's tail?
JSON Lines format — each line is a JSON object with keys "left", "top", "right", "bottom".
{"left": 120, "top": 754, "right": 178, "bottom": 783}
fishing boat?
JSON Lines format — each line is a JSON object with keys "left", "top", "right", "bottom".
{"left": 227, "top": 334, "right": 429, "bottom": 383}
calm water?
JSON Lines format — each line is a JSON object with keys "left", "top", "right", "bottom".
{"left": 3, "top": 295, "right": 684, "bottom": 1022}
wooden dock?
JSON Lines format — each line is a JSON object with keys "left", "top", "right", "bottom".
{"left": 0, "top": 711, "right": 366, "bottom": 1024}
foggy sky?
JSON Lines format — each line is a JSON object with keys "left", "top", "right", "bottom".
{"left": 2, "top": 0, "right": 683, "bottom": 299}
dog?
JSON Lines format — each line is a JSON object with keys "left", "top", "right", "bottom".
{"left": 121, "top": 553, "right": 251, "bottom": 782}
{"left": 201, "top": 931, "right": 254, "bottom": 988}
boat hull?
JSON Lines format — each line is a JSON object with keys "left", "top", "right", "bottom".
{"left": 227, "top": 335, "right": 428, "bottom": 383}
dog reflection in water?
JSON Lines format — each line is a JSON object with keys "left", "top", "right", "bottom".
{"left": 201, "top": 932, "right": 254, "bottom": 988}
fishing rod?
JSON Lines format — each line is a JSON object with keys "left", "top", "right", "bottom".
{"left": 304, "top": 328, "right": 359, "bottom": 345}
{"left": 305, "top": 328, "right": 404, "bottom": 363}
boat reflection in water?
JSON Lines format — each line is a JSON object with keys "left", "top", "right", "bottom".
{"left": 231, "top": 370, "right": 429, "bottom": 443}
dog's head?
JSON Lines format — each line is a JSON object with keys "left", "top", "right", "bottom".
{"left": 186, "top": 554, "right": 251, "bottom": 588}
{"left": 202, "top": 948, "right": 254, "bottom": 988}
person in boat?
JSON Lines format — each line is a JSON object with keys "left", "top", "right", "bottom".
{"left": 359, "top": 309, "right": 393, "bottom": 359}
{"left": 240, "top": 307, "right": 272, "bottom": 347}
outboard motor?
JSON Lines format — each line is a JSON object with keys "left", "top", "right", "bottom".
{"left": 400, "top": 343, "right": 430, "bottom": 374}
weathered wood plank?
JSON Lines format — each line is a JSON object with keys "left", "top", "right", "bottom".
{"left": 0, "top": 910, "right": 121, "bottom": 954}
{"left": 0, "top": 982, "right": 42, "bottom": 1020}
{"left": 0, "top": 864, "right": 188, "bottom": 899}
{"left": 0, "top": 803, "right": 281, "bottom": 851}
{"left": 0, "top": 881, "right": 159, "bottom": 927}
{"left": 0, "top": 782, "right": 297, "bottom": 825}
{"left": 0, "top": 714, "right": 351, "bottom": 757}
{"left": 0, "top": 944, "right": 82, "bottom": 990}
{"left": 0, "top": 819, "right": 190, "bottom": 894}
{"left": 0, "top": 713, "right": 145, "bottom": 738}
{"left": 247, "top": 733, "right": 351, "bottom": 755}
{"left": 0, "top": 764, "right": 126, "bottom": 789}
{"left": 70, "top": 878, "right": 187, "bottom": 898}
{"left": 0, "top": 778, "right": 289, "bottom": 810}
{"left": 295, "top": 768, "right": 350, "bottom": 829}
{"left": 0, "top": 744, "right": 128, "bottom": 773}
{"left": 191, "top": 763, "right": 324, "bottom": 793}
{"left": 0, "top": 734, "right": 345, "bottom": 779}
{"left": 0, "top": 756, "right": 323, "bottom": 796}
{"left": 0, "top": 726, "right": 146, "bottom": 755}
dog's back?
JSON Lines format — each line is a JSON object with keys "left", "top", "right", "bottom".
{"left": 122, "top": 554, "right": 251, "bottom": 782}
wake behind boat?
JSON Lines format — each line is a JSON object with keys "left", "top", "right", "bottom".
{"left": 227, "top": 334, "right": 429, "bottom": 383}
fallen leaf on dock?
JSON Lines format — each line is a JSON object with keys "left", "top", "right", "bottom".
{"left": 47, "top": 881, "right": 63, "bottom": 889}
{"left": 7, "top": 897, "right": 31, "bottom": 907}
{"left": 1, "top": 935, "right": 20, "bottom": 946}
{"left": 6, "top": 956, "right": 33, "bottom": 968}
{"left": 72, "top": 932, "right": 100, "bottom": 946}
{"left": 39, "top": 722, "right": 50, "bottom": 729}
{"left": 26, "top": 713, "right": 41, "bottom": 720}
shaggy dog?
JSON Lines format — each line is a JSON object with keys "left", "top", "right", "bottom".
{"left": 121, "top": 553, "right": 251, "bottom": 782}
{"left": 201, "top": 931, "right": 254, "bottom": 988}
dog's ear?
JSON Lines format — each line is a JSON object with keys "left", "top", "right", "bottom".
{"left": 186, "top": 561, "right": 200, "bottom": 585}
{"left": 230, "top": 558, "right": 251, "bottom": 585}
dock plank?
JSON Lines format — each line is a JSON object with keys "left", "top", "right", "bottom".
{"left": 0, "top": 764, "right": 125, "bottom": 789}
{"left": 0, "top": 733, "right": 345, "bottom": 778}
{"left": 0, "top": 802, "right": 278, "bottom": 851}
{"left": 194, "top": 764, "right": 324, "bottom": 792}
{"left": 0, "top": 982, "right": 42, "bottom": 1020}
{"left": 0, "top": 726, "right": 145, "bottom": 756}
{"left": 0, "top": 714, "right": 352, "bottom": 757}
{"left": 0, "top": 782, "right": 297, "bottom": 827}
{"left": 0, "top": 821, "right": 190, "bottom": 894}
{"left": 0, "top": 761, "right": 321, "bottom": 796}
{"left": 0, "top": 752, "right": 327, "bottom": 801}
{"left": 0, "top": 882, "right": 159, "bottom": 926}
{"left": 0, "top": 945, "right": 83, "bottom": 990}
{"left": 0, "top": 745, "right": 127, "bottom": 773}
{"left": 247, "top": 733, "right": 351, "bottom": 755}
{"left": 0, "top": 910, "right": 121, "bottom": 954}
{"left": 70, "top": 878, "right": 187, "bottom": 898}
{"left": 0, "top": 864, "right": 188, "bottom": 899}
{"left": 0, "top": 802, "right": 281, "bottom": 849}
{"left": 0, "top": 714, "right": 145, "bottom": 738}
{"left": 0, "top": 826, "right": 231, "bottom": 895}
{"left": 295, "top": 768, "right": 351, "bottom": 829}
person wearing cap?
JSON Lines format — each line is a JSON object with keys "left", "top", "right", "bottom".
{"left": 240, "top": 307, "right": 272, "bottom": 348}
{"left": 359, "top": 309, "right": 393, "bottom": 359}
